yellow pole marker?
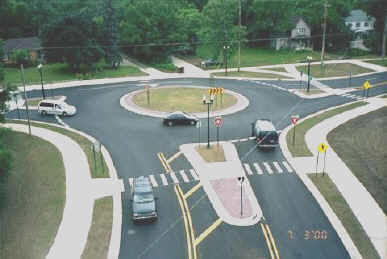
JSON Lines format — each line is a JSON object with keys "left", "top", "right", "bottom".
{"left": 174, "top": 185, "right": 192, "bottom": 259}
{"left": 167, "top": 151, "right": 182, "bottom": 164}
{"left": 260, "top": 223, "right": 275, "bottom": 259}
{"left": 265, "top": 224, "right": 280, "bottom": 259}
{"left": 194, "top": 218, "right": 223, "bottom": 246}
{"left": 184, "top": 183, "right": 202, "bottom": 199}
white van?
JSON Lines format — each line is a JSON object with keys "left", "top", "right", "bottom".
{"left": 38, "top": 99, "right": 77, "bottom": 116}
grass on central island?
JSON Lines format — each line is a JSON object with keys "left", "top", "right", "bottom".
{"left": 296, "top": 63, "right": 373, "bottom": 78}
{"left": 195, "top": 144, "right": 225, "bottom": 162}
{"left": 133, "top": 87, "right": 237, "bottom": 113}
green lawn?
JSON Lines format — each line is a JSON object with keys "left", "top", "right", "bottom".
{"left": 286, "top": 102, "right": 367, "bottom": 157}
{"left": 82, "top": 196, "right": 113, "bottom": 259}
{"left": 195, "top": 145, "right": 225, "bottom": 162}
{"left": 4, "top": 63, "right": 147, "bottom": 85}
{"left": 26, "top": 96, "right": 63, "bottom": 106}
{"left": 0, "top": 130, "right": 65, "bottom": 259}
{"left": 211, "top": 71, "right": 292, "bottom": 79}
{"left": 309, "top": 174, "right": 380, "bottom": 259}
{"left": 295, "top": 89, "right": 326, "bottom": 95}
{"left": 327, "top": 107, "right": 387, "bottom": 214}
{"left": 297, "top": 63, "right": 373, "bottom": 78}
{"left": 7, "top": 120, "right": 109, "bottom": 178}
{"left": 149, "top": 62, "right": 178, "bottom": 73}
{"left": 133, "top": 87, "right": 237, "bottom": 113}
{"left": 365, "top": 59, "right": 387, "bottom": 67}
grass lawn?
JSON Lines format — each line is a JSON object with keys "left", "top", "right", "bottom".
{"left": 260, "top": 66, "right": 288, "bottom": 73}
{"left": 195, "top": 145, "right": 225, "bottom": 162}
{"left": 133, "top": 87, "right": 237, "bottom": 113}
{"left": 4, "top": 63, "right": 147, "bottom": 85}
{"left": 149, "top": 61, "right": 178, "bottom": 73}
{"left": 82, "top": 196, "right": 113, "bottom": 259}
{"left": 7, "top": 120, "right": 109, "bottom": 178}
{"left": 365, "top": 59, "right": 387, "bottom": 67}
{"left": 0, "top": 130, "right": 65, "bottom": 259}
{"left": 26, "top": 96, "right": 63, "bottom": 106}
{"left": 296, "top": 63, "right": 373, "bottom": 78}
{"left": 309, "top": 174, "right": 380, "bottom": 259}
{"left": 327, "top": 107, "right": 387, "bottom": 214}
{"left": 211, "top": 71, "right": 292, "bottom": 79}
{"left": 286, "top": 102, "right": 367, "bottom": 157}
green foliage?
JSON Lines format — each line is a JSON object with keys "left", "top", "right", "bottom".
{"left": 0, "top": 128, "right": 12, "bottom": 186}
{"left": 10, "top": 49, "right": 30, "bottom": 66}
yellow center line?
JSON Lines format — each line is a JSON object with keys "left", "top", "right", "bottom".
{"left": 161, "top": 152, "right": 172, "bottom": 172}
{"left": 167, "top": 151, "right": 182, "bottom": 164}
{"left": 157, "top": 152, "right": 169, "bottom": 172}
{"left": 265, "top": 224, "right": 280, "bottom": 259}
{"left": 184, "top": 183, "right": 202, "bottom": 199}
{"left": 194, "top": 218, "right": 223, "bottom": 247}
{"left": 260, "top": 223, "right": 275, "bottom": 259}
{"left": 174, "top": 185, "right": 192, "bottom": 259}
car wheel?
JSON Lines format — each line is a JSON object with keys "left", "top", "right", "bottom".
{"left": 62, "top": 111, "right": 67, "bottom": 116}
{"left": 168, "top": 121, "right": 173, "bottom": 126}
{"left": 190, "top": 120, "right": 195, "bottom": 125}
{"left": 41, "top": 110, "right": 47, "bottom": 116}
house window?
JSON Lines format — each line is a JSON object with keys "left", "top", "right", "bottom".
{"left": 298, "top": 27, "right": 305, "bottom": 34}
{"left": 356, "top": 22, "right": 360, "bottom": 27}
{"left": 364, "top": 22, "right": 368, "bottom": 27}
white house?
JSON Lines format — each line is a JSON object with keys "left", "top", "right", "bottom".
{"left": 271, "top": 17, "right": 312, "bottom": 50}
{"left": 345, "top": 9, "right": 375, "bottom": 33}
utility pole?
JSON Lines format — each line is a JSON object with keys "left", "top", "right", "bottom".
{"left": 320, "top": 1, "right": 330, "bottom": 67}
{"left": 238, "top": 0, "right": 241, "bottom": 72}
{"left": 20, "top": 64, "right": 31, "bottom": 135}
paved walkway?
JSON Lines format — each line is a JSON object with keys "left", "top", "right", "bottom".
{"left": 3, "top": 122, "right": 123, "bottom": 259}
{"left": 279, "top": 96, "right": 387, "bottom": 259}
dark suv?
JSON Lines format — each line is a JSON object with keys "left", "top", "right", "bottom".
{"left": 131, "top": 176, "right": 157, "bottom": 222}
{"left": 254, "top": 119, "right": 279, "bottom": 148}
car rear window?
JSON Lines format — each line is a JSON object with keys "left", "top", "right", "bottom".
{"left": 39, "top": 102, "right": 54, "bottom": 108}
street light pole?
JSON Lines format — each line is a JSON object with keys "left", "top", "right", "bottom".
{"left": 202, "top": 97, "right": 213, "bottom": 149}
{"left": 223, "top": 45, "right": 230, "bottom": 76}
{"left": 238, "top": 176, "right": 245, "bottom": 217}
{"left": 306, "top": 56, "right": 312, "bottom": 93}
{"left": 37, "top": 64, "right": 46, "bottom": 99}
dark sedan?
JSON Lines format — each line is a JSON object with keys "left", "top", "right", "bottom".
{"left": 163, "top": 111, "right": 198, "bottom": 126}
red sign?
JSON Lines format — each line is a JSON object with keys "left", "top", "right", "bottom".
{"left": 214, "top": 116, "right": 223, "bottom": 127}
{"left": 290, "top": 115, "right": 300, "bottom": 125}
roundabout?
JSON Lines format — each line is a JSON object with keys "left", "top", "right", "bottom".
{"left": 120, "top": 85, "right": 249, "bottom": 118}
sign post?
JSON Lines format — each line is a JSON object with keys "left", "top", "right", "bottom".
{"left": 317, "top": 143, "right": 328, "bottom": 176}
{"left": 237, "top": 176, "right": 245, "bottom": 217}
{"left": 196, "top": 120, "right": 202, "bottom": 147}
{"left": 214, "top": 116, "right": 223, "bottom": 147}
{"left": 290, "top": 115, "right": 300, "bottom": 145}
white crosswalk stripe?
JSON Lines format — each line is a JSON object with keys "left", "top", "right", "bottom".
{"left": 170, "top": 171, "right": 179, "bottom": 184}
{"left": 148, "top": 175, "right": 158, "bottom": 187}
{"left": 273, "top": 162, "right": 283, "bottom": 173}
{"left": 282, "top": 161, "right": 293, "bottom": 173}
{"left": 253, "top": 163, "right": 263, "bottom": 175}
{"left": 263, "top": 162, "right": 273, "bottom": 174}
{"left": 159, "top": 174, "right": 168, "bottom": 186}
{"left": 189, "top": 169, "right": 199, "bottom": 181}
{"left": 179, "top": 170, "right": 190, "bottom": 183}
{"left": 243, "top": 163, "right": 253, "bottom": 175}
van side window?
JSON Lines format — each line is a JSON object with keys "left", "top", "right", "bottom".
{"left": 40, "top": 102, "right": 54, "bottom": 108}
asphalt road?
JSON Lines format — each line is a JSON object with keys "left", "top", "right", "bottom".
{"left": 6, "top": 75, "right": 386, "bottom": 259}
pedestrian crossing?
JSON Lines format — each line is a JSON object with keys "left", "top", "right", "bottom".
{"left": 339, "top": 93, "right": 363, "bottom": 100}
{"left": 128, "top": 161, "right": 295, "bottom": 188}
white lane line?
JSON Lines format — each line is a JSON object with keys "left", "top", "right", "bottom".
{"left": 128, "top": 178, "right": 134, "bottom": 189}
{"left": 253, "top": 163, "right": 263, "bottom": 175}
{"left": 179, "top": 170, "right": 190, "bottom": 183}
{"left": 189, "top": 169, "right": 200, "bottom": 181}
{"left": 169, "top": 171, "right": 179, "bottom": 184}
{"left": 148, "top": 175, "right": 158, "bottom": 187}
{"left": 341, "top": 93, "right": 351, "bottom": 97}
{"left": 243, "top": 163, "right": 253, "bottom": 175}
{"left": 282, "top": 161, "right": 293, "bottom": 173}
{"left": 159, "top": 174, "right": 168, "bottom": 186}
{"left": 263, "top": 162, "right": 273, "bottom": 174}
{"left": 55, "top": 115, "right": 69, "bottom": 128}
{"left": 273, "top": 162, "right": 283, "bottom": 173}
{"left": 240, "top": 138, "right": 249, "bottom": 142}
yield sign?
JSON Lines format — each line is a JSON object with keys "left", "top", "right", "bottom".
{"left": 290, "top": 115, "right": 300, "bottom": 125}
{"left": 214, "top": 116, "right": 223, "bottom": 127}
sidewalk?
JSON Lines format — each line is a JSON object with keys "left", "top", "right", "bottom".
{"left": 279, "top": 97, "right": 387, "bottom": 258}
{"left": 3, "top": 122, "right": 123, "bottom": 259}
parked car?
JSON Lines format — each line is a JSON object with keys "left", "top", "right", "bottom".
{"left": 163, "top": 111, "right": 198, "bottom": 126}
{"left": 253, "top": 119, "right": 279, "bottom": 148}
{"left": 131, "top": 176, "right": 157, "bottom": 223}
{"left": 200, "top": 59, "right": 222, "bottom": 68}
{"left": 38, "top": 99, "right": 77, "bottom": 116}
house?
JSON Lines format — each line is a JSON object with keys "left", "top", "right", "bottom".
{"left": 3, "top": 37, "right": 42, "bottom": 62}
{"left": 271, "top": 17, "right": 312, "bottom": 51}
{"left": 345, "top": 9, "right": 375, "bottom": 34}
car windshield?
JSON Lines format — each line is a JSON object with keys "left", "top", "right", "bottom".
{"left": 133, "top": 193, "right": 154, "bottom": 203}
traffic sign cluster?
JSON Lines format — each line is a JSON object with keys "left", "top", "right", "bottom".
{"left": 208, "top": 87, "right": 224, "bottom": 95}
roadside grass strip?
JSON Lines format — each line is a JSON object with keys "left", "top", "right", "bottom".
{"left": 309, "top": 174, "right": 380, "bottom": 259}
{"left": 0, "top": 130, "right": 65, "bottom": 259}
{"left": 286, "top": 101, "right": 367, "bottom": 157}
{"left": 7, "top": 120, "right": 109, "bottom": 178}
{"left": 81, "top": 196, "right": 113, "bottom": 259}
{"left": 211, "top": 71, "right": 292, "bottom": 79}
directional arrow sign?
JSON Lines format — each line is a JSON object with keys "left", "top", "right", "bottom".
{"left": 317, "top": 143, "right": 328, "bottom": 153}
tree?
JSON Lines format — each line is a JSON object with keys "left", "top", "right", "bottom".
{"left": 10, "top": 49, "right": 30, "bottom": 66}
{"left": 41, "top": 10, "right": 104, "bottom": 72}
{"left": 0, "top": 39, "right": 4, "bottom": 84}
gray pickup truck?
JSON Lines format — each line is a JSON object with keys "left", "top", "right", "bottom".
{"left": 131, "top": 176, "right": 157, "bottom": 222}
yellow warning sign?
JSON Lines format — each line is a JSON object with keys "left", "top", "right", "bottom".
{"left": 363, "top": 80, "right": 371, "bottom": 89}
{"left": 317, "top": 143, "right": 328, "bottom": 153}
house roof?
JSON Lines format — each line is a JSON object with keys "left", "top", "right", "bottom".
{"left": 345, "top": 9, "right": 375, "bottom": 23}
{"left": 3, "top": 37, "right": 42, "bottom": 53}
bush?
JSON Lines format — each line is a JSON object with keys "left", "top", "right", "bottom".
{"left": 10, "top": 49, "right": 31, "bottom": 66}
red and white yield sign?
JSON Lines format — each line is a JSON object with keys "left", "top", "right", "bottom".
{"left": 290, "top": 115, "right": 300, "bottom": 125}
{"left": 214, "top": 116, "right": 223, "bottom": 127}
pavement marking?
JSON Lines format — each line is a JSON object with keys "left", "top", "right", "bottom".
{"left": 194, "top": 218, "right": 223, "bottom": 247}
{"left": 272, "top": 162, "right": 283, "bottom": 173}
{"left": 184, "top": 183, "right": 202, "bottom": 199}
{"left": 244, "top": 163, "right": 254, "bottom": 175}
{"left": 170, "top": 172, "right": 179, "bottom": 184}
{"left": 167, "top": 151, "right": 182, "bottom": 164}
{"left": 55, "top": 115, "right": 69, "bottom": 128}
{"left": 128, "top": 178, "right": 133, "bottom": 189}
{"left": 253, "top": 162, "right": 263, "bottom": 175}
{"left": 159, "top": 174, "right": 168, "bottom": 186}
{"left": 260, "top": 223, "right": 275, "bottom": 259}
{"left": 189, "top": 169, "right": 200, "bottom": 181}
{"left": 180, "top": 170, "right": 190, "bottom": 183}
{"left": 265, "top": 224, "right": 280, "bottom": 259}
{"left": 282, "top": 161, "right": 293, "bottom": 173}
{"left": 263, "top": 162, "right": 273, "bottom": 174}
{"left": 148, "top": 175, "right": 158, "bottom": 187}
{"left": 157, "top": 152, "right": 169, "bottom": 172}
